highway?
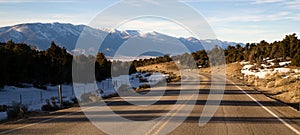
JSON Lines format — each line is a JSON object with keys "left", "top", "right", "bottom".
{"left": 1, "top": 71, "right": 300, "bottom": 135}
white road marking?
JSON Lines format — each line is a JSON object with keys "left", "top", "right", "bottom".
{"left": 231, "top": 81, "right": 300, "bottom": 135}
{"left": 0, "top": 100, "right": 120, "bottom": 134}
{"left": 0, "top": 106, "right": 97, "bottom": 134}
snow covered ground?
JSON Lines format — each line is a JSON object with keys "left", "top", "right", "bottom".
{"left": 0, "top": 112, "right": 7, "bottom": 121}
{"left": 0, "top": 72, "right": 166, "bottom": 120}
{"left": 0, "top": 84, "right": 74, "bottom": 111}
{"left": 107, "top": 56, "right": 156, "bottom": 62}
{"left": 100, "top": 72, "right": 164, "bottom": 94}
{"left": 240, "top": 60, "right": 300, "bottom": 78}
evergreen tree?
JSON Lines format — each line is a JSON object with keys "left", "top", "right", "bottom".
{"left": 288, "top": 33, "right": 298, "bottom": 59}
{"left": 95, "top": 52, "right": 111, "bottom": 81}
{"left": 291, "top": 49, "right": 300, "bottom": 66}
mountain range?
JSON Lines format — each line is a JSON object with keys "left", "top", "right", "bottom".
{"left": 0, "top": 22, "right": 244, "bottom": 56}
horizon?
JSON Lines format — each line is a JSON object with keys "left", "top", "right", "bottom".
{"left": 0, "top": 21, "right": 228, "bottom": 42}
{"left": 0, "top": 0, "right": 299, "bottom": 43}
{"left": 1, "top": 21, "right": 298, "bottom": 45}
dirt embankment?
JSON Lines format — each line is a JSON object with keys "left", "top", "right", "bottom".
{"left": 247, "top": 72, "right": 300, "bottom": 104}
{"left": 136, "top": 62, "right": 181, "bottom": 82}
{"left": 199, "top": 62, "right": 243, "bottom": 78}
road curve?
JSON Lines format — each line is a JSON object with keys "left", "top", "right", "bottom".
{"left": 0, "top": 72, "right": 300, "bottom": 135}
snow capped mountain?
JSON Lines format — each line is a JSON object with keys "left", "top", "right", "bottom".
{"left": 200, "top": 39, "right": 244, "bottom": 49}
{"left": 0, "top": 22, "right": 107, "bottom": 50}
{"left": 123, "top": 30, "right": 141, "bottom": 37}
{"left": 0, "top": 22, "right": 244, "bottom": 56}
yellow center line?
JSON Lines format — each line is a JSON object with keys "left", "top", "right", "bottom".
{"left": 146, "top": 94, "right": 196, "bottom": 135}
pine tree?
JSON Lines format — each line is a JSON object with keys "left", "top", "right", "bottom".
{"left": 291, "top": 49, "right": 300, "bottom": 66}
{"left": 289, "top": 33, "right": 298, "bottom": 59}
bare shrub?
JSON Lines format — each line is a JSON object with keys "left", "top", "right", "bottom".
{"left": 144, "top": 73, "right": 152, "bottom": 77}
{"left": 275, "top": 78, "right": 290, "bottom": 87}
{"left": 289, "top": 77, "right": 298, "bottom": 83}
{"left": 137, "top": 84, "right": 151, "bottom": 90}
{"left": 0, "top": 105, "right": 8, "bottom": 112}
{"left": 118, "top": 84, "right": 134, "bottom": 95}
{"left": 266, "top": 81, "right": 275, "bottom": 88}
{"left": 139, "top": 78, "right": 148, "bottom": 83}
{"left": 249, "top": 65, "right": 256, "bottom": 71}
{"left": 247, "top": 75, "right": 256, "bottom": 84}
{"left": 257, "top": 79, "right": 268, "bottom": 87}
{"left": 7, "top": 101, "right": 28, "bottom": 119}
{"left": 80, "top": 92, "right": 94, "bottom": 103}
{"left": 42, "top": 99, "right": 54, "bottom": 111}
{"left": 89, "top": 95, "right": 100, "bottom": 102}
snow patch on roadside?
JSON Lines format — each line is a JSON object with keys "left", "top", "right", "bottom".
{"left": 0, "top": 112, "right": 7, "bottom": 121}
{"left": 0, "top": 72, "right": 166, "bottom": 111}
{"left": 0, "top": 84, "right": 74, "bottom": 111}
{"left": 240, "top": 60, "right": 299, "bottom": 78}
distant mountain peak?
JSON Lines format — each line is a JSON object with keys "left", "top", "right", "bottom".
{"left": 124, "top": 30, "right": 141, "bottom": 36}
{"left": 185, "top": 37, "right": 200, "bottom": 42}
{"left": 0, "top": 22, "right": 244, "bottom": 56}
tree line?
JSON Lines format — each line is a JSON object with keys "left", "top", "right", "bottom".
{"left": 1, "top": 33, "right": 298, "bottom": 88}
{"left": 132, "top": 34, "right": 300, "bottom": 68}
{"left": 0, "top": 41, "right": 137, "bottom": 88}
{"left": 132, "top": 55, "right": 172, "bottom": 67}
{"left": 224, "top": 33, "right": 300, "bottom": 66}
{"left": 0, "top": 41, "right": 72, "bottom": 87}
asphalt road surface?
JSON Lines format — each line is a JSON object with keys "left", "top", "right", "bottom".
{"left": 1, "top": 71, "right": 300, "bottom": 135}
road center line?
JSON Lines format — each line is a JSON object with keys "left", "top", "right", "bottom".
{"left": 231, "top": 80, "right": 300, "bottom": 135}
{"left": 153, "top": 94, "right": 196, "bottom": 135}
{"left": 146, "top": 74, "right": 197, "bottom": 135}
{"left": 145, "top": 76, "right": 190, "bottom": 135}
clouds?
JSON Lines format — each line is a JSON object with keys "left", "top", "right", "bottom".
{"left": 0, "top": 0, "right": 299, "bottom": 43}
{"left": 126, "top": 0, "right": 160, "bottom": 6}
{"left": 0, "top": 0, "right": 75, "bottom": 3}
{"left": 188, "top": 0, "right": 299, "bottom": 42}
{"left": 0, "top": 12, "right": 90, "bottom": 27}
{"left": 253, "top": 0, "right": 285, "bottom": 4}
{"left": 285, "top": 1, "right": 300, "bottom": 10}
{"left": 207, "top": 11, "right": 300, "bottom": 24}
{"left": 252, "top": 0, "right": 300, "bottom": 10}
{"left": 117, "top": 19, "right": 193, "bottom": 38}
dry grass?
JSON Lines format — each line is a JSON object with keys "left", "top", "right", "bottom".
{"left": 199, "top": 62, "right": 243, "bottom": 78}
{"left": 136, "top": 62, "right": 181, "bottom": 83}
{"left": 242, "top": 71, "right": 300, "bottom": 103}
{"left": 272, "top": 82, "right": 300, "bottom": 103}
{"left": 137, "top": 62, "right": 180, "bottom": 76}
{"left": 266, "top": 81, "right": 275, "bottom": 88}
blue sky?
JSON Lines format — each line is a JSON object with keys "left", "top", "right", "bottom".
{"left": 0, "top": 0, "right": 299, "bottom": 43}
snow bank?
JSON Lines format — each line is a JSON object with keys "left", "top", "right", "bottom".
{"left": 0, "top": 112, "right": 7, "bottom": 121}
{"left": 0, "top": 84, "right": 74, "bottom": 111}
{"left": 242, "top": 64, "right": 253, "bottom": 70}
{"left": 240, "top": 61, "right": 299, "bottom": 78}
{"left": 95, "top": 72, "right": 166, "bottom": 97}
{"left": 279, "top": 61, "right": 291, "bottom": 66}
{"left": 0, "top": 72, "right": 166, "bottom": 111}
{"left": 240, "top": 61, "right": 249, "bottom": 65}
{"left": 242, "top": 67, "right": 296, "bottom": 78}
